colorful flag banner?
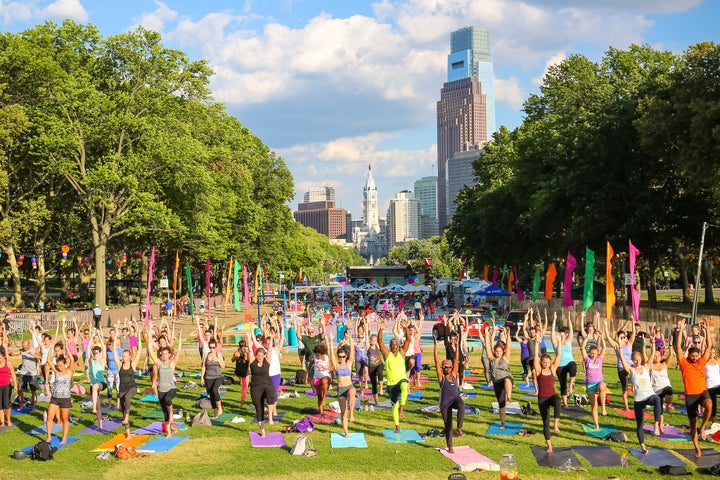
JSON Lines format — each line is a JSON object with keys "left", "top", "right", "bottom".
{"left": 185, "top": 263, "right": 194, "bottom": 317}
{"left": 483, "top": 264, "right": 489, "bottom": 282}
{"left": 507, "top": 270, "right": 514, "bottom": 293}
{"left": 205, "top": 259, "right": 211, "bottom": 318}
{"left": 243, "top": 264, "right": 250, "bottom": 310}
{"left": 606, "top": 242, "right": 616, "bottom": 319}
{"left": 583, "top": 247, "right": 595, "bottom": 311}
{"left": 172, "top": 251, "right": 179, "bottom": 319}
{"left": 225, "top": 257, "right": 233, "bottom": 313}
{"left": 532, "top": 267, "right": 541, "bottom": 302}
{"left": 233, "top": 260, "right": 241, "bottom": 312}
{"left": 492, "top": 268, "right": 499, "bottom": 285}
{"left": 563, "top": 252, "right": 576, "bottom": 307}
{"left": 545, "top": 263, "right": 557, "bottom": 300}
{"left": 629, "top": 240, "right": 641, "bottom": 321}
{"left": 144, "top": 247, "right": 156, "bottom": 326}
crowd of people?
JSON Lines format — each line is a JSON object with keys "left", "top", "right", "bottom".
{"left": 0, "top": 305, "right": 718, "bottom": 460}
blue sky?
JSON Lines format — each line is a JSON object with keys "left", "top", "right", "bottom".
{"left": 1, "top": 0, "right": 718, "bottom": 218}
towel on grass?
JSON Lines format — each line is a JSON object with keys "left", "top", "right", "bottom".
{"left": 249, "top": 431, "right": 286, "bottom": 447}
{"left": 437, "top": 445, "right": 499, "bottom": 472}
{"left": 581, "top": 423, "right": 618, "bottom": 439}
{"left": 491, "top": 401, "right": 522, "bottom": 415}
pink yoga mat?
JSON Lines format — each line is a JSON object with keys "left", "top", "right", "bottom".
{"left": 437, "top": 445, "right": 498, "bottom": 471}
{"left": 249, "top": 431, "right": 287, "bottom": 447}
{"left": 308, "top": 411, "right": 339, "bottom": 424}
{"left": 614, "top": 408, "right": 652, "bottom": 420}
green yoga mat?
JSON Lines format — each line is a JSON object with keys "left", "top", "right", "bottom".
{"left": 581, "top": 423, "right": 617, "bottom": 439}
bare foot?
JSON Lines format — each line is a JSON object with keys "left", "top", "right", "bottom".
{"left": 349, "top": 416, "right": 355, "bottom": 422}
{"left": 456, "top": 428, "right": 464, "bottom": 437}
{"left": 554, "top": 427, "right": 560, "bottom": 434}
{"left": 641, "top": 445, "right": 648, "bottom": 454}
{"left": 45, "top": 436, "right": 52, "bottom": 443}
{"left": 602, "top": 409, "right": 608, "bottom": 416}
{"left": 594, "top": 425, "right": 600, "bottom": 431}
{"left": 447, "top": 447, "right": 455, "bottom": 454}
{"left": 654, "top": 425, "right": 661, "bottom": 436}
{"left": 59, "top": 438, "right": 67, "bottom": 445}
{"left": 696, "top": 448, "right": 702, "bottom": 458}
{"left": 344, "top": 433, "right": 349, "bottom": 438}
{"left": 702, "top": 430, "right": 708, "bottom": 441}
{"left": 395, "top": 425, "right": 400, "bottom": 433}
{"left": 165, "top": 432, "right": 172, "bottom": 439}
{"left": 547, "top": 447, "right": 553, "bottom": 454}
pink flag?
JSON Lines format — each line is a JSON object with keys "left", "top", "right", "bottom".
{"left": 205, "top": 259, "right": 211, "bottom": 318}
{"left": 563, "top": 251, "right": 576, "bottom": 307}
{"left": 492, "top": 268, "right": 499, "bottom": 285}
{"left": 264, "top": 265, "right": 271, "bottom": 294}
{"left": 243, "top": 264, "right": 250, "bottom": 309}
{"left": 629, "top": 240, "right": 641, "bottom": 321}
{"left": 145, "top": 247, "right": 155, "bottom": 326}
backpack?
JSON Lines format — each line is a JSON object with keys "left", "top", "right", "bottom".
{"left": 286, "top": 375, "right": 296, "bottom": 386}
{"left": 290, "top": 435, "right": 317, "bottom": 456}
{"left": 604, "top": 431, "right": 628, "bottom": 442}
{"left": 521, "top": 402, "right": 537, "bottom": 416}
{"left": 114, "top": 444, "right": 137, "bottom": 460}
{"left": 31, "top": 440, "right": 56, "bottom": 461}
{"left": 192, "top": 410, "right": 212, "bottom": 427}
{"left": 294, "top": 417, "right": 315, "bottom": 433}
{"left": 295, "top": 369, "right": 307, "bottom": 385}
{"left": 574, "top": 394, "right": 590, "bottom": 407}
{"left": 195, "top": 397, "right": 212, "bottom": 410}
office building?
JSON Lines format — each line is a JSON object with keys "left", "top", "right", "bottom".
{"left": 294, "top": 188, "right": 347, "bottom": 240}
{"left": 446, "top": 147, "right": 482, "bottom": 222}
{"left": 387, "top": 190, "right": 421, "bottom": 250}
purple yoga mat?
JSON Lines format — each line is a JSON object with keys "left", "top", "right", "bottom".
{"left": 642, "top": 424, "right": 690, "bottom": 440}
{"left": 134, "top": 421, "right": 187, "bottom": 435}
{"left": 79, "top": 419, "right": 123, "bottom": 435}
{"left": 249, "top": 431, "right": 287, "bottom": 447}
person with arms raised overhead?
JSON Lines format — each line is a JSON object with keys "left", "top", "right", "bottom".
{"left": 378, "top": 318, "right": 410, "bottom": 433}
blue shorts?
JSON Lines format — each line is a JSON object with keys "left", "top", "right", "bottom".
{"left": 587, "top": 381, "right": 605, "bottom": 394}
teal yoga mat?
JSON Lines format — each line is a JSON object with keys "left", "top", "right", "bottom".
{"left": 486, "top": 421, "right": 522, "bottom": 436}
{"left": 581, "top": 423, "right": 617, "bottom": 439}
{"left": 331, "top": 432, "right": 368, "bottom": 448}
{"left": 382, "top": 429, "right": 425, "bottom": 443}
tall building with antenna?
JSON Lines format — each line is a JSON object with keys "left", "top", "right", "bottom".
{"left": 353, "top": 165, "right": 387, "bottom": 260}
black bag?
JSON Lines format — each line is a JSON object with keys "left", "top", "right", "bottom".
{"left": 659, "top": 465, "right": 688, "bottom": 475}
{"left": 31, "top": 440, "right": 57, "bottom": 461}
{"left": 295, "top": 369, "right": 307, "bottom": 385}
{"left": 222, "top": 375, "right": 234, "bottom": 385}
{"left": 522, "top": 402, "right": 537, "bottom": 416}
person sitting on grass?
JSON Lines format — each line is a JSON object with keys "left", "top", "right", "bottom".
{"left": 44, "top": 343, "right": 74, "bottom": 444}
{"left": 582, "top": 324, "right": 608, "bottom": 430}
{"left": 433, "top": 335, "right": 464, "bottom": 454}
{"left": 147, "top": 329, "right": 182, "bottom": 439}
{"left": 619, "top": 340, "right": 663, "bottom": 454}
{"left": 532, "top": 334, "right": 561, "bottom": 454}
{"left": 484, "top": 324, "right": 513, "bottom": 429}
{"left": 378, "top": 318, "right": 410, "bottom": 433}
{"left": 111, "top": 325, "right": 142, "bottom": 439}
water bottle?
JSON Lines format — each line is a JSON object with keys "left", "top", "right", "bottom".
{"left": 561, "top": 459, "right": 572, "bottom": 472}
{"left": 499, "top": 453, "right": 518, "bottom": 480}
{"left": 620, "top": 452, "right": 629, "bottom": 467}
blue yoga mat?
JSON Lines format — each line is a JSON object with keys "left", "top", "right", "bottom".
{"left": 134, "top": 421, "right": 188, "bottom": 435}
{"left": 486, "top": 421, "right": 522, "bottom": 436}
{"left": 21, "top": 436, "right": 80, "bottom": 454}
{"left": 26, "top": 423, "right": 65, "bottom": 435}
{"left": 140, "top": 394, "right": 159, "bottom": 402}
{"left": 629, "top": 447, "right": 685, "bottom": 467}
{"left": 407, "top": 391, "right": 424, "bottom": 401}
{"left": 581, "top": 423, "right": 617, "bottom": 439}
{"left": 138, "top": 435, "right": 190, "bottom": 453}
{"left": 382, "top": 429, "right": 425, "bottom": 443}
{"left": 331, "top": 432, "right": 368, "bottom": 448}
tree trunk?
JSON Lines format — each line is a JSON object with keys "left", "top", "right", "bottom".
{"left": 679, "top": 256, "right": 690, "bottom": 303}
{"left": 647, "top": 259, "right": 658, "bottom": 308}
{"left": 32, "top": 240, "right": 48, "bottom": 304}
{"left": 91, "top": 216, "right": 111, "bottom": 308}
{"left": 703, "top": 259, "right": 715, "bottom": 306}
{"left": 79, "top": 262, "right": 91, "bottom": 299}
{"left": 4, "top": 245, "right": 23, "bottom": 307}
{"left": 59, "top": 265, "right": 70, "bottom": 300}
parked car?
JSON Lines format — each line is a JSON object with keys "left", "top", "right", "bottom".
{"left": 503, "top": 310, "right": 527, "bottom": 329}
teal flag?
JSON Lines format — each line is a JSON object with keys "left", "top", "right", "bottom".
{"left": 185, "top": 263, "right": 195, "bottom": 316}
{"left": 532, "top": 267, "right": 541, "bottom": 302}
{"left": 233, "top": 260, "right": 241, "bottom": 312}
{"left": 583, "top": 247, "right": 595, "bottom": 311}
{"left": 500, "top": 264, "right": 508, "bottom": 288}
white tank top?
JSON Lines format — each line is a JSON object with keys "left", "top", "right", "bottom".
{"left": 706, "top": 362, "right": 720, "bottom": 389}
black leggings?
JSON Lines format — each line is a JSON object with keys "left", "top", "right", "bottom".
{"left": 204, "top": 377, "right": 223, "bottom": 409}
{"left": 557, "top": 362, "right": 577, "bottom": 396}
{"left": 251, "top": 383, "right": 275, "bottom": 423}
{"left": 709, "top": 385, "right": 720, "bottom": 418}
{"left": 158, "top": 389, "right": 176, "bottom": 423}
{"left": 368, "top": 364, "right": 384, "bottom": 395}
{"left": 440, "top": 396, "right": 465, "bottom": 449}
{"left": 119, "top": 387, "right": 136, "bottom": 418}
{"left": 538, "top": 394, "right": 561, "bottom": 440}
{"left": 493, "top": 377, "right": 512, "bottom": 408}
{"left": 0, "top": 384, "right": 11, "bottom": 410}
{"left": 634, "top": 394, "right": 662, "bottom": 444}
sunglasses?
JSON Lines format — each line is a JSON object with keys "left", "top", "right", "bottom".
{"left": 442, "top": 364, "right": 452, "bottom": 369}
{"left": 338, "top": 354, "right": 347, "bottom": 359}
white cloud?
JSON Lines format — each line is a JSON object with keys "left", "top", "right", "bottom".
{"left": 0, "top": 1, "right": 33, "bottom": 24}
{"left": 531, "top": 52, "right": 566, "bottom": 87}
{"left": 495, "top": 77, "right": 524, "bottom": 110}
{"left": 132, "top": 0, "right": 177, "bottom": 33}
{"left": 42, "top": 0, "right": 88, "bottom": 21}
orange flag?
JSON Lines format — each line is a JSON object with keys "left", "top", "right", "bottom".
{"left": 545, "top": 264, "right": 557, "bottom": 300}
{"left": 483, "top": 264, "right": 489, "bottom": 282}
{"left": 606, "top": 242, "right": 616, "bottom": 319}
{"left": 507, "top": 270, "right": 514, "bottom": 293}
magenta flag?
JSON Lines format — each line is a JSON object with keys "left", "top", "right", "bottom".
{"left": 264, "top": 265, "right": 271, "bottom": 294}
{"left": 513, "top": 266, "right": 520, "bottom": 294}
{"left": 492, "top": 268, "right": 499, "bottom": 285}
{"left": 145, "top": 247, "right": 155, "bottom": 326}
{"left": 563, "top": 251, "right": 576, "bottom": 307}
{"left": 629, "top": 240, "right": 641, "bottom": 321}
{"left": 205, "top": 259, "right": 211, "bottom": 318}
{"left": 243, "top": 264, "right": 250, "bottom": 309}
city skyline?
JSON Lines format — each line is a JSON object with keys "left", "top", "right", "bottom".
{"left": 1, "top": 1, "right": 718, "bottom": 218}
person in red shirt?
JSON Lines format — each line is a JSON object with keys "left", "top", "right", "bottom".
{"left": 675, "top": 319, "right": 712, "bottom": 458}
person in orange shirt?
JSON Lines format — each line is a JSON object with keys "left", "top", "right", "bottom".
{"left": 675, "top": 319, "right": 712, "bottom": 458}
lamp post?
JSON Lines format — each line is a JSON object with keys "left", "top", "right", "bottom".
{"left": 691, "top": 222, "right": 709, "bottom": 324}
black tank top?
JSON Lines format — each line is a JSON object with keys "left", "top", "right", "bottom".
{"left": 119, "top": 364, "right": 135, "bottom": 394}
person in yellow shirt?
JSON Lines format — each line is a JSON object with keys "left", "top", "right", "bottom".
{"left": 378, "top": 319, "right": 410, "bottom": 433}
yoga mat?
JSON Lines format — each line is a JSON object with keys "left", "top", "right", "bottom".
{"left": 251, "top": 412, "right": 286, "bottom": 424}
{"left": 460, "top": 391, "right": 477, "bottom": 399}
{"left": 195, "top": 391, "right": 227, "bottom": 400}
{"left": 407, "top": 390, "right": 424, "bottom": 401}
{"left": 308, "top": 411, "right": 340, "bottom": 424}
{"left": 382, "top": 428, "right": 425, "bottom": 443}
{"left": 561, "top": 406, "right": 590, "bottom": 418}
{"left": 517, "top": 382, "right": 535, "bottom": 391}
{"left": 572, "top": 445, "right": 623, "bottom": 467}
{"left": 12, "top": 406, "right": 32, "bottom": 415}
{"left": 613, "top": 407, "right": 652, "bottom": 420}
{"left": 330, "top": 432, "right": 368, "bottom": 448}
{"left": 79, "top": 419, "right": 123, "bottom": 435}
{"left": 581, "top": 423, "right": 617, "bottom": 439}
{"left": 375, "top": 400, "right": 393, "bottom": 410}
{"left": 305, "top": 389, "right": 333, "bottom": 398}
{"left": 480, "top": 384, "right": 494, "bottom": 390}
{"left": 26, "top": 423, "right": 66, "bottom": 435}
{"left": 438, "top": 446, "right": 499, "bottom": 472}
{"left": 210, "top": 412, "right": 235, "bottom": 426}
{"left": 140, "top": 394, "right": 159, "bottom": 402}
{"left": 643, "top": 424, "right": 690, "bottom": 441}
{"left": 91, "top": 433, "right": 149, "bottom": 452}
{"left": 486, "top": 421, "right": 522, "bottom": 436}
{"left": 133, "top": 421, "right": 187, "bottom": 435}
{"left": 492, "top": 401, "right": 522, "bottom": 415}
{"left": 629, "top": 447, "right": 684, "bottom": 467}
{"left": 420, "top": 404, "right": 479, "bottom": 415}
{"left": 137, "top": 435, "right": 189, "bottom": 453}
{"left": 20, "top": 436, "right": 80, "bottom": 454}
{"left": 249, "top": 431, "right": 287, "bottom": 447}
{"left": 531, "top": 446, "right": 582, "bottom": 468}
{"left": 674, "top": 448, "right": 720, "bottom": 467}
{"left": 464, "top": 376, "right": 479, "bottom": 382}
{"left": 409, "top": 384, "right": 426, "bottom": 391}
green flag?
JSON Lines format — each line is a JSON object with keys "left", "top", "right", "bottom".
{"left": 185, "top": 263, "right": 194, "bottom": 316}
{"left": 233, "top": 260, "right": 241, "bottom": 312}
{"left": 532, "top": 267, "right": 541, "bottom": 302}
{"left": 500, "top": 264, "right": 508, "bottom": 287}
{"left": 583, "top": 247, "right": 595, "bottom": 311}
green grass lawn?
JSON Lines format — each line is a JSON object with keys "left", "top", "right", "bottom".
{"left": 0, "top": 345, "right": 711, "bottom": 480}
